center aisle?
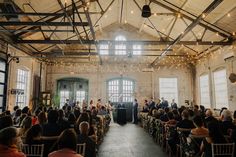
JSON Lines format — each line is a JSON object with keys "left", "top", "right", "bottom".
{"left": 97, "top": 123, "right": 167, "bottom": 157}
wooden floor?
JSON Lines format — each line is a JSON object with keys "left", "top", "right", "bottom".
{"left": 97, "top": 123, "right": 167, "bottom": 157}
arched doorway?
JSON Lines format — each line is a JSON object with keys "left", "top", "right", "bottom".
{"left": 107, "top": 77, "right": 135, "bottom": 121}
{"left": 57, "top": 78, "right": 89, "bottom": 108}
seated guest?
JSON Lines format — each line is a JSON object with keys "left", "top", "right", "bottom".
{"left": 204, "top": 109, "right": 218, "bottom": 127}
{"left": 193, "top": 105, "right": 200, "bottom": 116}
{"left": 68, "top": 113, "right": 76, "bottom": 128}
{"left": 160, "top": 108, "right": 170, "bottom": 122}
{"left": 148, "top": 98, "right": 156, "bottom": 111}
{"left": 11, "top": 106, "right": 19, "bottom": 117}
{"left": 0, "top": 115, "right": 13, "bottom": 130}
{"left": 77, "top": 122, "right": 96, "bottom": 157}
{"left": 220, "top": 109, "right": 235, "bottom": 135}
{"left": 58, "top": 109, "right": 70, "bottom": 130}
{"left": 142, "top": 99, "right": 149, "bottom": 112}
{"left": 166, "top": 112, "right": 177, "bottom": 125}
{"left": 191, "top": 116, "right": 208, "bottom": 136}
{"left": 75, "top": 113, "right": 96, "bottom": 140}
{"left": 172, "top": 109, "right": 181, "bottom": 121}
{"left": 48, "top": 129, "right": 82, "bottom": 157}
{"left": 199, "top": 105, "right": 206, "bottom": 119}
{"left": 0, "top": 127, "right": 26, "bottom": 157}
{"left": 25, "top": 124, "right": 42, "bottom": 144}
{"left": 177, "top": 110, "right": 195, "bottom": 129}
{"left": 220, "top": 107, "right": 227, "bottom": 117}
{"left": 200, "top": 122, "right": 227, "bottom": 157}
{"left": 65, "top": 106, "right": 72, "bottom": 118}
{"left": 19, "top": 116, "right": 32, "bottom": 137}
{"left": 37, "top": 111, "right": 47, "bottom": 126}
{"left": 98, "top": 106, "right": 107, "bottom": 115}
{"left": 42, "top": 110, "right": 61, "bottom": 136}
{"left": 13, "top": 109, "right": 21, "bottom": 126}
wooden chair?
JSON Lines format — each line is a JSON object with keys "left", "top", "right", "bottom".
{"left": 211, "top": 143, "right": 235, "bottom": 157}
{"left": 76, "top": 143, "right": 86, "bottom": 156}
{"left": 21, "top": 144, "right": 44, "bottom": 157}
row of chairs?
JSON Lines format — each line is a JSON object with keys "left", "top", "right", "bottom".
{"left": 20, "top": 114, "right": 111, "bottom": 157}
{"left": 21, "top": 143, "right": 86, "bottom": 157}
{"left": 140, "top": 112, "right": 235, "bottom": 157}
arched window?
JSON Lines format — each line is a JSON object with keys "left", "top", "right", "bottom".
{"left": 115, "top": 35, "right": 126, "bottom": 55}
{"left": 107, "top": 78, "right": 134, "bottom": 103}
{"left": 199, "top": 74, "right": 210, "bottom": 108}
{"left": 16, "top": 68, "right": 29, "bottom": 108}
{"left": 213, "top": 69, "right": 228, "bottom": 109}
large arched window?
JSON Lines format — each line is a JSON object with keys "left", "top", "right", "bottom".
{"left": 213, "top": 69, "right": 228, "bottom": 109}
{"left": 115, "top": 35, "right": 126, "bottom": 55}
{"left": 107, "top": 78, "right": 134, "bottom": 103}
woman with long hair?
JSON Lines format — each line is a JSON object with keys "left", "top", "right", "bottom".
{"left": 200, "top": 121, "right": 227, "bottom": 157}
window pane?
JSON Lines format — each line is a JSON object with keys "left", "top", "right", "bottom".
{"left": 133, "top": 45, "right": 141, "bottom": 55}
{"left": 0, "top": 61, "right": 6, "bottom": 71}
{"left": 99, "top": 44, "right": 109, "bottom": 55}
{"left": 0, "top": 85, "right": 3, "bottom": 95}
{"left": 213, "top": 69, "right": 228, "bottom": 109}
{"left": 0, "top": 72, "right": 5, "bottom": 83}
{"left": 76, "top": 91, "right": 86, "bottom": 106}
{"left": 159, "top": 78, "right": 178, "bottom": 105}
{"left": 0, "top": 96, "right": 2, "bottom": 107}
{"left": 60, "top": 91, "right": 69, "bottom": 108}
{"left": 115, "top": 35, "right": 126, "bottom": 55}
{"left": 122, "top": 80, "right": 134, "bottom": 102}
{"left": 199, "top": 74, "right": 210, "bottom": 108}
{"left": 15, "top": 69, "right": 29, "bottom": 108}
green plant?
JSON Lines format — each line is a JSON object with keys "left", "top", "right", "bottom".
{"left": 52, "top": 94, "right": 60, "bottom": 108}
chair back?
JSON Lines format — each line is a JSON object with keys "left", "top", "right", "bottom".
{"left": 21, "top": 144, "right": 44, "bottom": 157}
{"left": 211, "top": 143, "right": 235, "bottom": 157}
{"left": 76, "top": 143, "right": 86, "bottom": 156}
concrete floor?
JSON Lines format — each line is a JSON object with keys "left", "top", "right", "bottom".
{"left": 97, "top": 123, "right": 168, "bottom": 157}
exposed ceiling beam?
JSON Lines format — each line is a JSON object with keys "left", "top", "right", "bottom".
{"left": 80, "top": 0, "right": 102, "bottom": 64}
{"left": 151, "top": 0, "right": 224, "bottom": 65}
{"left": 15, "top": 0, "right": 83, "bottom": 37}
{"left": 151, "top": 0, "right": 230, "bottom": 38}
{"left": 0, "top": 29, "right": 74, "bottom": 33}
{"left": 0, "top": 12, "right": 101, "bottom": 16}
{"left": 15, "top": 39, "right": 231, "bottom": 45}
{"left": 0, "top": 21, "right": 89, "bottom": 26}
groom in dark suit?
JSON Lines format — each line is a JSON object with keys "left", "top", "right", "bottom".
{"left": 133, "top": 99, "right": 138, "bottom": 124}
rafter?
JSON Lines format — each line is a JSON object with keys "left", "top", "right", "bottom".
{"left": 15, "top": 39, "right": 231, "bottom": 45}
{"left": 151, "top": 0, "right": 224, "bottom": 65}
{"left": 151, "top": 0, "right": 231, "bottom": 38}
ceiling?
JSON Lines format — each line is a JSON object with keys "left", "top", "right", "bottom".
{"left": 0, "top": 0, "right": 236, "bottom": 66}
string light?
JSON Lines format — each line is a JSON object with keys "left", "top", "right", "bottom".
{"left": 202, "top": 13, "right": 206, "bottom": 18}
{"left": 177, "top": 13, "right": 181, "bottom": 18}
{"left": 131, "top": 10, "right": 134, "bottom": 14}
{"left": 108, "top": 7, "right": 112, "bottom": 11}
{"left": 227, "top": 13, "right": 231, "bottom": 17}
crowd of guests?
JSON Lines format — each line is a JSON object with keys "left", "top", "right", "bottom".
{"left": 0, "top": 102, "right": 111, "bottom": 157}
{"left": 141, "top": 98, "right": 236, "bottom": 157}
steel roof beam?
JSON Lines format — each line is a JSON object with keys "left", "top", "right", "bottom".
{"left": 15, "top": 39, "right": 231, "bottom": 45}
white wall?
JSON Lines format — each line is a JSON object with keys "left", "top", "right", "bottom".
{"left": 7, "top": 45, "right": 46, "bottom": 111}
{"left": 195, "top": 46, "right": 236, "bottom": 111}
{"left": 45, "top": 63, "right": 193, "bottom": 107}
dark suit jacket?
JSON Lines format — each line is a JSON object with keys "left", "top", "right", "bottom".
{"left": 42, "top": 123, "right": 62, "bottom": 136}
